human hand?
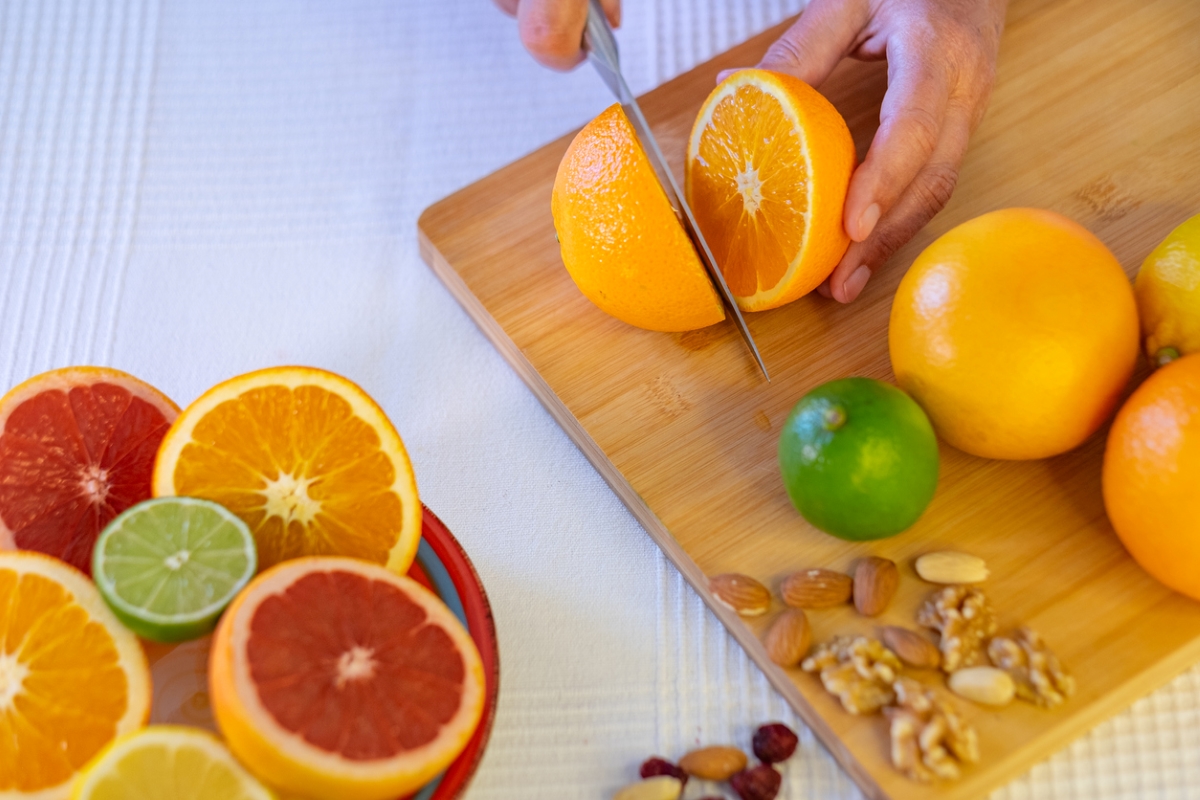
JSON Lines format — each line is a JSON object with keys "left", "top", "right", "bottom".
{"left": 493, "top": 0, "right": 621, "bottom": 71}
{"left": 740, "top": 0, "right": 1007, "bottom": 303}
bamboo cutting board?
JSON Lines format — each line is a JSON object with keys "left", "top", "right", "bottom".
{"left": 418, "top": 1, "right": 1200, "bottom": 797}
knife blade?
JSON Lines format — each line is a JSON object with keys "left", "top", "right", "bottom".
{"left": 581, "top": 0, "right": 770, "bottom": 382}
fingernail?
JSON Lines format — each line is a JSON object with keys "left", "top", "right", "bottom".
{"left": 841, "top": 265, "right": 872, "bottom": 303}
{"left": 855, "top": 203, "right": 881, "bottom": 242}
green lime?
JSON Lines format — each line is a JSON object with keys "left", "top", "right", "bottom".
{"left": 92, "top": 497, "right": 257, "bottom": 642}
{"left": 778, "top": 377, "right": 939, "bottom": 540}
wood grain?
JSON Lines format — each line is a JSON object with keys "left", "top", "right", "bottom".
{"left": 418, "top": 1, "right": 1200, "bottom": 798}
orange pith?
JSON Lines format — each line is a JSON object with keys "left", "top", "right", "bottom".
{"left": 687, "top": 69, "right": 856, "bottom": 311}
{"left": 889, "top": 208, "right": 1140, "bottom": 460}
{"left": 0, "top": 367, "right": 179, "bottom": 574}
{"left": 152, "top": 367, "right": 421, "bottom": 575}
{"left": 551, "top": 104, "right": 726, "bottom": 332}
{"left": 210, "top": 557, "right": 485, "bottom": 800}
{"left": 0, "top": 551, "right": 150, "bottom": 798}
{"left": 1103, "top": 353, "right": 1200, "bottom": 599}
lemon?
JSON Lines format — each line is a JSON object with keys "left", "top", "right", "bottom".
{"left": 1136, "top": 212, "right": 1200, "bottom": 366}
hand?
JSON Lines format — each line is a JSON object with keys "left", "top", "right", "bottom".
{"left": 493, "top": 0, "right": 621, "bottom": 71}
{"left": 749, "top": 0, "right": 1007, "bottom": 303}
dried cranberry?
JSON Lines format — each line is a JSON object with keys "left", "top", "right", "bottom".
{"left": 752, "top": 722, "right": 799, "bottom": 763}
{"left": 730, "top": 764, "right": 782, "bottom": 800}
{"left": 639, "top": 756, "right": 687, "bottom": 785}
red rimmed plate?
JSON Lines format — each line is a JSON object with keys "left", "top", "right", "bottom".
{"left": 144, "top": 504, "right": 498, "bottom": 799}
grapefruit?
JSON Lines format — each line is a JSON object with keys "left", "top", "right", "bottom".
{"left": 0, "top": 366, "right": 179, "bottom": 574}
{"left": 209, "top": 556, "right": 486, "bottom": 800}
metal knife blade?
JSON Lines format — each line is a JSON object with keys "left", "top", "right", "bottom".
{"left": 581, "top": 0, "right": 770, "bottom": 382}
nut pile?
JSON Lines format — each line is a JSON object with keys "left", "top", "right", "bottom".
{"left": 614, "top": 722, "right": 798, "bottom": 800}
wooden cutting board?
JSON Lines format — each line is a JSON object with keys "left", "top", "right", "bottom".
{"left": 418, "top": 1, "right": 1200, "bottom": 797}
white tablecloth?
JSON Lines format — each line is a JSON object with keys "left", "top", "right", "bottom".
{"left": 2, "top": 1, "right": 1198, "bottom": 797}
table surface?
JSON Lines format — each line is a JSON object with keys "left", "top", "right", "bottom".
{"left": 1, "top": 1, "right": 1198, "bottom": 798}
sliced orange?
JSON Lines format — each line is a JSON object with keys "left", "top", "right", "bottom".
{"left": 209, "top": 556, "right": 486, "bottom": 800}
{"left": 0, "top": 550, "right": 151, "bottom": 798}
{"left": 686, "top": 69, "right": 856, "bottom": 311}
{"left": 0, "top": 366, "right": 179, "bottom": 574}
{"left": 552, "top": 103, "right": 726, "bottom": 332}
{"left": 152, "top": 367, "right": 420, "bottom": 575}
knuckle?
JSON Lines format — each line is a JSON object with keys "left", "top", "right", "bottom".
{"left": 760, "top": 36, "right": 806, "bottom": 71}
{"left": 901, "top": 106, "right": 942, "bottom": 157}
{"left": 914, "top": 164, "right": 959, "bottom": 217}
{"left": 520, "top": 16, "right": 580, "bottom": 62}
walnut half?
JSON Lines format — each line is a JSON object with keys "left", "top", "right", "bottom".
{"left": 988, "top": 627, "right": 1075, "bottom": 708}
{"left": 916, "top": 585, "right": 997, "bottom": 672}
{"left": 801, "top": 636, "right": 902, "bottom": 715}
{"left": 886, "top": 677, "right": 980, "bottom": 782}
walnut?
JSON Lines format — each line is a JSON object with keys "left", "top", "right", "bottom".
{"left": 885, "top": 677, "right": 980, "bottom": 782}
{"left": 916, "top": 586, "right": 997, "bottom": 672}
{"left": 801, "top": 636, "right": 902, "bottom": 714}
{"left": 988, "top": 626, "right": 1075, "bottom": 708}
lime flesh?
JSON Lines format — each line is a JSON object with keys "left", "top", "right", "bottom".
{"left": 778, "top": 377, "right": 939, "bottom": 541}
{"left": 93, "top": 497, "right": 257, "bottom": 642}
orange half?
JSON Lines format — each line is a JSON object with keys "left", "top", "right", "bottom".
{"left": 152, "top": 367, "right": 420, "bottom": 575}
{"left": 687, "top": 69, "right": 856, "bottom": 311}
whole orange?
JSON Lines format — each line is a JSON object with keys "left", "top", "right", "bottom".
{"left": 889, "top": 208, "right": 1139, "bottom": 460}
{"left": 551, "top": 104, "right": 725, "bottom": 332}
{"left": 1103, "top": 353, "right": 1200, "bottom": 599}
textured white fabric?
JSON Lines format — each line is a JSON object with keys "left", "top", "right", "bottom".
{"left": 1, "top": 1, "right": 1198, "bottom": 797}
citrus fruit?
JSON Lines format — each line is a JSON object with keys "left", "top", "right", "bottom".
{"left": 0, "top": 550, "right": 150, "bottom": 798}
{"left": 92, "top": 497, "right": 257, "bottom": 642}
{"left": 778, "top": 377, "right": 939, "bottom": 540}
{"left": 1135, "top": 212, "right": 1200, "bottom": 366}
{"left": 71, "top": 725, "right": 275, "bottom": 800}
{"left": 551, "top": 103, "right": 726, "bottom": 332}
{"left": 686, "top": 68, "right": 856, "bottom": 311}
{"left": 889, "top": 208, "right": 1139, "bottom": 460}
{"left": 1103, "top": 353, "right": 1200, "bottom": 600}
{"left": 0, "top": 366, "right": 179, "bottom": 574}
{"left": 152, "top": 367, "right": 421, "bottom": 575}
{"left": 209, "top": 556, "right": 486, "bottom": 800}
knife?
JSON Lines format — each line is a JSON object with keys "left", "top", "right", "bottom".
{"left": 581, "top": 0, "right": 770, "bottom": 382}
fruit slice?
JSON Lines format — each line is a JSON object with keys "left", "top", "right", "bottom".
{"left": 687, "top": 69, "right": 856, "bottom": 311}
{"left": 0, "top": 367, "right": 179, "bottom": 574}
{"left": 71, "top": 725, "right": 276, "bottom": 800}
{"left": 0, "top": 550, "right": 151, "bottom": 799}
{"left": 552, "top": 104, "right": 726, "bottom": 332}
{"left": 93, "top": 497, "right": 257, "bottom": 642}
{"left": 209, "top": 556, "right": 486, "bottom": 800}
{"left": 152, "top": 367, "right": 421, "bottom": 575}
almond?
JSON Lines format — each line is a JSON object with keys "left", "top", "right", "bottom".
{"left": 914, "top": 551, "right": 989, "bottom": 584}
{"left": 613, "top": 776, "right": 683, "bottom": 800}
{"left": 853, "top": 557, "right": 899, "bottom": 616}
{"left": 948, "top": 666, "right": 1015, "bottom": 706}
{"left": 709, "top": 573, "right": 771, "bottom": 617}
{"left": 780, "top": 569, "right": 853, "bottom": 609}
{"left": 879, "top": 625, "right": 941, "bottom": 669}
{"left": 678, "top": 745, "right": 748, "bottom": 781}
{"left": 764, "top": 608, "right": 811, "bottom": 667}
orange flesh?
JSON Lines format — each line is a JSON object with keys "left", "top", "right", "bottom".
{"left": 245, "top": 569, "right": 465, "bottom": 759}
{"left": 690, "top": 84, "right": 809, "bottom": 296}
{"left": 172, "top": 385, "right": 405, "bottom": 571}
{"left": 0, "top": 569, "right": 129, "bottom": 791}
{"left": 0, "top": 384, "right": 171, "bottom": 573}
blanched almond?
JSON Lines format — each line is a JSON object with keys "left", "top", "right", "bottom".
{"left": 708, "top": 573, "right": 771, "bottom": 617}
{"left": 915, "top": 551, "right": 989, "bottom": 584}
{"left": 949, "top": 666, "right": 1015, "bottom": 706}
{"left": 780, "top": 569, "right": 853, "bottom": 609}
{"left": 613, "top": 776, "right": 683, "bottom": 800}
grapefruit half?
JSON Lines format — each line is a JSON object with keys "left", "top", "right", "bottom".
{"left": 209, "top": 556, "right": 486, "bottom": 800}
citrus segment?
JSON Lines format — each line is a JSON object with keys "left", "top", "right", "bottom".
{"left": 93, "top": 497, "right": 257, "bottom": 643}
{"left": 889, "top": 208, "right": 1140, "bottom": 460}
{"left": 209, "top": 557, "right": 485, "bottom": 800}
{"left": 71, "top": 725, "right": 275, "bottom": 800}
{"left": 0, "top": 551, "right": 150, "bottom": 798}
{"left": 152, "top": 367, "right": 420, "bottom": 576}
{"left": 0, "top": 367, "right": 179, "bottom": 574}
{"left": 1103, "top": 353, "right": 1200, "bottom": 599}
{"left": 687, "top": 69, "right": 856, "bottom": 311}
{"left": 551, "top": 104, "right": 726, "bottom": 332}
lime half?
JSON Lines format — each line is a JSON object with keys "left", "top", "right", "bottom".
{"left": 93, "top": 497, "right": 257, "bottom": 642}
